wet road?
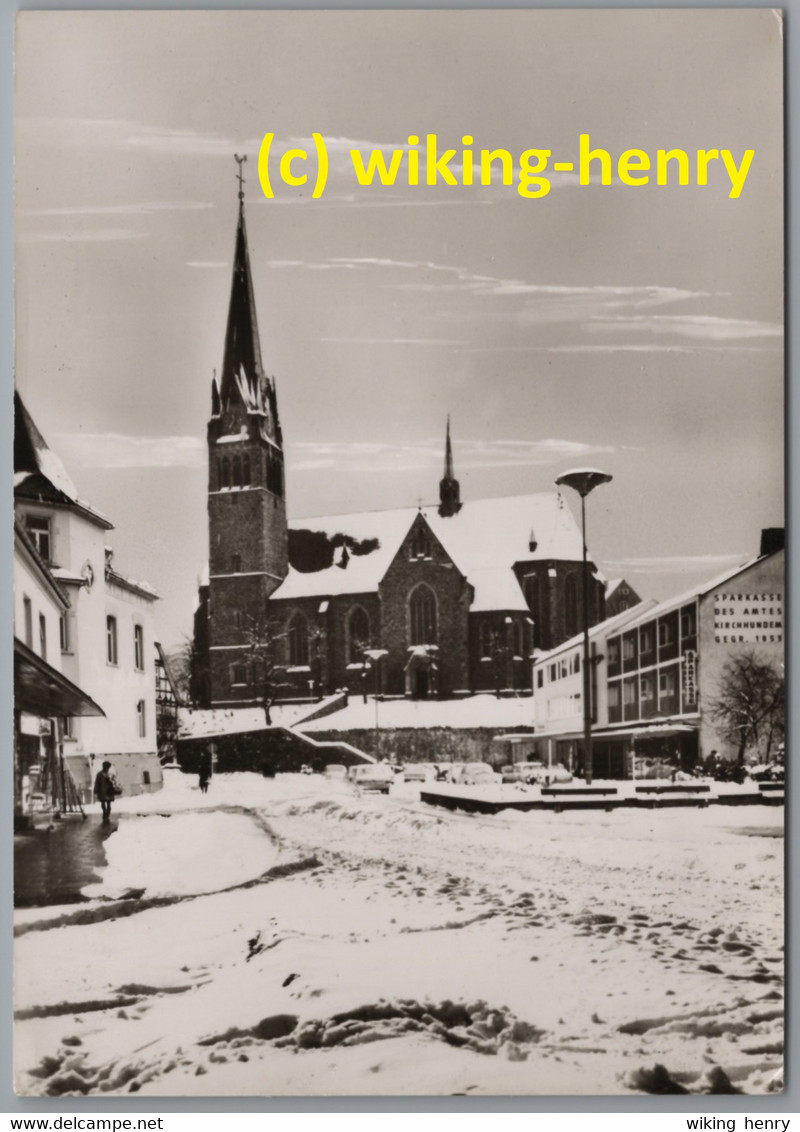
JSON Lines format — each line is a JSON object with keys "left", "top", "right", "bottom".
{"left": 14, "top": 814, "right": 117, "bottom": 907}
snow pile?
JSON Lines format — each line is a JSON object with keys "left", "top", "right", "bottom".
{"left": 81, "top": 811, "right": 280, "bottom": 900}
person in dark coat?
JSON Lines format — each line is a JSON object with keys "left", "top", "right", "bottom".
{"left": 198, "top": 746, "right": 213, "bottom": 794}
{"left": 94, "top": 760, "right": 119, "bottom": 824}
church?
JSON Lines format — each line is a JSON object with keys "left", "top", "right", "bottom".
{"left": 192, "top": 188, "right": 607, "bottom": 709}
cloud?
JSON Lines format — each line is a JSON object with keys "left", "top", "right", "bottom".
{"left": 287, "top": 436, "right": 616, "bottom": 474}
{"left": 587, "top": 314, "right": 784, "bottom": 341}
{"left": 17, "top": 228, "right": 147, "bottom": 244}
{"left": 457, "top": 343, "right": 782, "bottom": 355}
{"left": 19, "top": 201, "right": 214, "bottom": 217}
{"left": 52, "top": 433, "right": 205, "bottom": 469}
{"left": 604, "top": 553, "right": 748, "bottom": 575}
{"left": 319, "top": 337, "right": 462, "bottom": 346}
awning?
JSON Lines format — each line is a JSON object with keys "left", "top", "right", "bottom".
{"left": 590, "top": 723, "right": 696, "bottom": 740}
{"left": 14, "top": 638, "right": 105, "bottom": 719}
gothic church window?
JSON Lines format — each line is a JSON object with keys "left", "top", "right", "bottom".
{"left": 232, "top": 456, "right": 242, "bottom": 488}
{"left": 348, "top": 606, "right": 370, "bottom": 663}
{"left": 409, "top": 584, "right": 437, "bottom": 646}
{"left": 242, "top": 454, "right": 251, "bottom": 486}
{"left": 220, "top": 458, "right": 230, "bottom": 489}
{"left": 523, "top": 575, "right": 541, "bottom": 644}
{"left": 479, "top": 621, "right": 493, "bottom": 659}
{"left": 410, "top": 526, "right": 431, "bottom": 559}
{"left": 512, "top": 620, "right": 524, "bottom": 658}
{"left": 288, "top": 613, "right": 310, "bottom": 666}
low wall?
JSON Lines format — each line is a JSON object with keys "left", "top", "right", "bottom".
{"left": 298, "top": 726, "right": 536, "bottom": 767}
{"left": 176, "top": 726, "right": 371, "bottom": 775}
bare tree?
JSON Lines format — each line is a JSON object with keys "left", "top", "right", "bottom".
{"left": 708, "top": 649, "right": 784, "bottom": 764}
{"left": 171, "top": 635, "right": 209, "bottom": 709}
{"left": 240, "top": 615, "right": 288, "bottom": 725}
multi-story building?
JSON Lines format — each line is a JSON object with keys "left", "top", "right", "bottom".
{"left": 14, "top": 393, "right": 163, "bottom": 801}
{"left": 533, "top": 530, "right": 784, "bottom": 777}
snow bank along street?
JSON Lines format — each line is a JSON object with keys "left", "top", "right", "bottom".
{"left": 14, "top": 771, "right": 783, "bottom": 1097}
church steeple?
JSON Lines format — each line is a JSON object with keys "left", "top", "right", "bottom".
{"left": 217, "top": 156, "right": 281, "bottom": 445}
{"left": 438, "top": 415, "right": 462, "bottom": 517}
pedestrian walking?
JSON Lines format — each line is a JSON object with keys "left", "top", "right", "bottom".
{"left": 198, "top": 746, "right": 213, "bottom": 794}
{"left": 93, "top": 760, "right": 120, "bottom": 824}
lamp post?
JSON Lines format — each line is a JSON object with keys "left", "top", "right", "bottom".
{"left": 554, "top": 468, "right": 613, "bottom": 785}
{"left": 364, "top": 649, "right": 388, "bottom": 760}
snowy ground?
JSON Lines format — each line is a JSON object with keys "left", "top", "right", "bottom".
{"left": 14, "top": 770, "right": 784, "bottom": 1098}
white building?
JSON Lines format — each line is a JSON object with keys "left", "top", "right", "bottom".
{"left": 14, "top": 393, "right": 163, "bottom": 801}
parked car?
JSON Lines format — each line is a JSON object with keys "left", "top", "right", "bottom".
{"left": 324, "top": 764, "right": 347, "bottom": 779}
{"left": 501, "top": 762, "right": 543, "bottom": 784}
{"left": 403, "top": 763, "right": 436, "bottom": 783}
{"left": 300, "top": 764, "right": 313, "bottom": 775}
{"left": 452, "top": 762, "right": 498, "bottom": 786}
{"left": 347, "top": 763, "right": 394, "bottom": 793}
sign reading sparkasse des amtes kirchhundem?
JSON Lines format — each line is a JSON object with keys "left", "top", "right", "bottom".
{"left": 713, "top": 593, "right": 783, "bottom": 644}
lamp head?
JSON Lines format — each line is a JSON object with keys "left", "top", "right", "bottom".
{"left": 555, "top": 468, "right": 613, "bottom": 497}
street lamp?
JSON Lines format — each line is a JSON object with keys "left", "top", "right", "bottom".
{"left": 364, "top": 649, "right": 388, "bottom": 760}
{"left": 554, "top": 468, "right": 613, "bottom": 785}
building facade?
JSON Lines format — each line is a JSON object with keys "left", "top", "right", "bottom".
{"left": 196, "top": 195, "right": 607, "bottom": 709}
{"left": 14, "top": 394, "right": 163, "bottom": 800}
{"left": 533, "top": 532, "right": 784, "bottom": 777}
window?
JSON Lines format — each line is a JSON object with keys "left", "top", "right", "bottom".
{"left": 136, "top": 699, "right": 146, "bottom": 737}
{"left": 681, "top": 604, "right": 697, "bottom": 639}
{"left": 641, "top": 673, "right": 655, "bottom": 701}
{"left": 231, "top": 663, "right": 248, "bottom": 686}
{"left": 59, "top": 613, "right": 69, "bottom": 652}
{"left": 288, "top": 614, "right": 309, "bottom": 666}
{"left": 659, "top": 618, "right": 675, "bottom": 647}
{"left": 640, "top": 624, "right": 655, "bottom": 655}
{"left": 232, "top": 456, "right": 242, "bottom": 488}
{"left": 106, "top": 615, "right": 118, "bottom": 665}
{"left": 231, "top": 554, "right": 242, "bottom": 573}
{"left": 523, "top": 575, "right": 541, "bottom": 633}
{"left": 512, "top": 620, "right": 524, "bottom": 658}
{"left": 537, "top": 669, "right": 544, "bottom": 689}
{"left": 409, "top": 584, "right": 437, "bottom": 645}
{"left": 23, "top": 596, "right": 33, "bottom": 648}
{"left": 26, "top": 515, "right": 51, "bottom": 562}
{"left": 242, "top": 454, "right": 251, "bottom": 486}
{"left": 134, "top": 624, "right": 144, "bottom": 671}
{"left": 61, "top": 715, "right": 74, "bottom": 739}
{"left": 232, "top": 609, "right": 244, "bottom": 629}
{"left": 479, "top": 621, "right": 493, "bottom": 659}
{"left": 220, "top": 458, "right": 230, "bottom": 488}
{"left": 39, "top": 614, "right": 47, "bottom": 661}
{"left": 564, "top": 574, "right": 578, "bottom": 638}
{"left": 623, "top": 679, "right": 637, "bottom": 705}
{"left": 410, "top": 526, "right": 431, "bottom": 559}
{"left": 608, "top": 683, "right": 621, "bottom": 708}
{"left": 607, "top": 637, "right": 620, "bottom": 668}
{"left": 348, "top": 606, "right": 370, "bottom": 663}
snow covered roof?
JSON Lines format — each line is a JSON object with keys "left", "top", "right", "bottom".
{"left": 14, "top": 392, "right": 112, "bottom": 529}
{"left": 272, "top": 493, "right": 586, "bottom": 613}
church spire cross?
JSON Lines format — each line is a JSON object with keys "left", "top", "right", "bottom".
{"left": 234, "top": 153, "right": 247, "bottom": 203}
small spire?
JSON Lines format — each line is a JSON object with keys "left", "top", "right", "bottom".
{"left": 438, "top": 414, "right": 462, "bottom": 518}
{"left": 234, "top": 153, "right": 247, "bottom": 205}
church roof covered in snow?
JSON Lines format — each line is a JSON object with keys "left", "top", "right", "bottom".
{"left": 272, "top": 492, "right": 587, "bottom": 612}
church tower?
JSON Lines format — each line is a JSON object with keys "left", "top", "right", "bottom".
{"left": 438, "top": 415, "right": 462, "bottom": 517}
{"left": 206, "top": 158, "right": 288, "bottom": 705}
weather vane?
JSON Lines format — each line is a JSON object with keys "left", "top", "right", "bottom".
{"left": 234, "top": 153, "right": 247, "bottom": 202}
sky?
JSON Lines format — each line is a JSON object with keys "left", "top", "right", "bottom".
{"left": 13, "top": 9, "right": 784, "bottom": 651}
